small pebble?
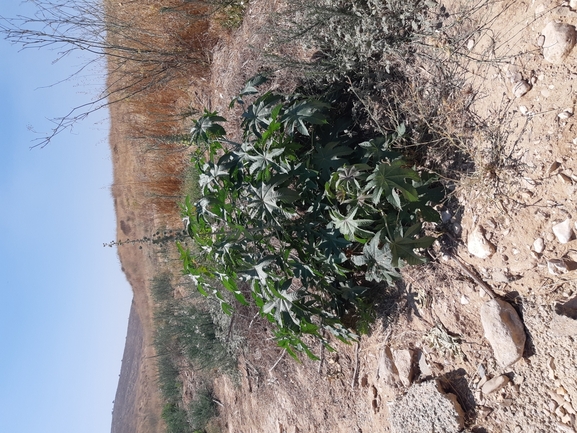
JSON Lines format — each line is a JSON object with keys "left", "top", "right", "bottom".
{"left": 559, "top": 173, "right": 573, "bottom": 184}
{"left": 557, "top": 386, "right": 568, "bottom": 395}
{"left": 548, "top": 259, "right": 569, "bottom": 275}
{"left": 468, "top": 225, "right": 496, "bottom": 259}
{"left": 441, "top": 209, "right": 451, "bottom": 223}
{"left": 482, "top": 375, "right": 510, "bottom": 395}
{"left": 513, "top": 80, "right": 532, "bottom": 98}
{"left": 553, "top": 219, "right": 574, "bottom": 243}
{"left": 533, "top": 237, "right": 545, "bottom": 253}
{"left": 548, "top": 161, "right": 562, "bottom": 174}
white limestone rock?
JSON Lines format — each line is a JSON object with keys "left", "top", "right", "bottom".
{"left": 377, "top": 346, "right": 399, "bottom": 385}
{"left": 541, "top": 22, "right": 577, "bottom": 64}
{"left": 513, "top": 80, "right": 531, "bottom": 98}
{"left": 389, "top": 380, "right": 465, "bottom": 433}
{"left": 480, "top": 299, "right": 526, "bottom": 367}
{"left": 481, "top": 374, "right": 510, "bottom": 395}
{"left": 467, "top": 225, "right": 496, "bottom": 259}
{"left": 393, "top": 349, "right": 415, "bottom": 387}
{"left": 533, "top": 237, "right": 545, "bottom": 253}
{"left": 553, "top": 219, "right": 574, "bottom": 244}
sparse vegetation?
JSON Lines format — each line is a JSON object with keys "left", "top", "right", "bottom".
{"left": 152, "top": 272, "right": 233, "bottom": 433}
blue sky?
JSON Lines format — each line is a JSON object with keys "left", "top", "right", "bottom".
{"left": 0, "top": 3, "right": 133, "bottom": 433}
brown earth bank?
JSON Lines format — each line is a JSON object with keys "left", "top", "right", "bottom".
{"left": 109, "top": 1, "right": 577, "bottom": 433}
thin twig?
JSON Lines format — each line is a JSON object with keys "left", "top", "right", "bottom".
{"left": 441, "top": 232, "right": 498, "bottom": 299}
{"left": 351, "top": 342, "right": 360, "bottom": 389}
{"left": 225, "top": 313, "right": 235, "bottom": 343}
{"left": 448, "top": 253, "right": 497, "bottom": 299}
{"left": 269, "top": 349, "right": 287, "bottom": 374}
{"left": 318, "top": 341, "right": 325, "bottom": 374}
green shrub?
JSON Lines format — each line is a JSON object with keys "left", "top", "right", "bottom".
{"left": 157, "top": 354, "right": 182, "bottom": 402}
{"left": 162, "top": 402, "right": 194, "bottom": 433}
{"left": 189, "top": 387, "right": 218, "bottom": 432}
{"left": 179, "top": 76, "right": 443, "bottom": 359}
{"left": 275, "top": 0, "right": 437, "bottom": 79}
{"left": 152, "top": 274, "right": 236, "bottom": 372}
{"left": 151, "top": 272, "right": 175, "bottom": 303}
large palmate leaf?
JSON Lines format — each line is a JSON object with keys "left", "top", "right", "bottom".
{"left": 312, "top": 141, "right": 354, "bottom": 182}
{"left": 388, "top": 223, "right": 435, "bottom": 267}
{"left": 198, "top": 161, "right": 230, "bottom": 192}
{"left": 247, "top": 180, "right": 300, "bottom": 221}
{"left": 262, "top": 283, "right": 301, "bottom": 327}
{"left": 238, "top": 73, "right": 268, "bottom": 97}
{"left": 358, "top": 136, "right": 401, "bottom": 163}
{"left": 190, "top": 110, "right": 226, "bottom": 144}
{"left": 334, "top": 164, "right": 370, "bottom": 191}
{"left": 238, "top": 257, "right": 275, "bottom": 285}
{"left": 317, "top": 228, "right": 351, "bottom": 264}
{"left": 242, "top": 145, "right": 285, "bottom": 175}
{"left": 364, "top": 160, "right": 420, "bottom": 208}
{"left": 350, "top": 232, "right": 401, "bottom": 283}
{"left": 229, "top": 73, "right": 269, "bottom": 108}
{"left": 241, "top": 92, "right": 283, "bottom": 137}
{"left": 281, "top": 99, "right": 330, "bottom": 136}
{"left": 329, "top": 207, "right": 374, "bottom": 241}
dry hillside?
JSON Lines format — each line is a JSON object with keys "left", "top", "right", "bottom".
{"left": 109, "top": 0, "right": 577, "bottom": 432}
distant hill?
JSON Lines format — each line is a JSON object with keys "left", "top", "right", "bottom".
{"left": 111, "top": 301, "right": 143, "bottom": 433}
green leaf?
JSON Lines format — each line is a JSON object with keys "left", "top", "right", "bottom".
{"left": 312, "top": 141, "right": 353, "bottom": 182}
{"left": 364, "top": 160, "right": 420, "bottom": 208}
{"left": 229, "top": 73, "right": 269, "bottom": 107}
{"left": 240, "top": 73, "right": 268, "bottom": 96}
{"left": 350, "top": 232, "right": 401, "bottom": 283}
{"left": 280, "top": 99, "right": 330, "bottom": 136}
{"left": 243, "top": 145, "right": 285, "bottom": 175}
{"left": 317, "top": 228, "right": 351, "bottom": 264}
{"left": 221, "top": 302, "right": 234, "bottom": 315}
{"left": 388, "top": 223, "right": 435, "bottom": 266}
{"left": 241, "top": 92, "right": 283, "bottom": 137}
{"left": 239, "top": 257, "right": 275, "bottom": 285}
{"left": 220, "top": 275, "right": 249, "bottom": 305}
{"left": 358, "top": 136, "right": 401, "bottom": 163}
{"left": 198, "top": 161, "right": 230, "bottom": 192}
{"left": 190, "top": 110, "right": 226, "bottom": 144}
{"left": 334, "top": 164, "right": 369, "bottom": 192}
{"left": 247, "top": 178, "right": 298, "bottom": 221}
{"left": 329, "top": 207, "right": 374, "bottom": 241}
{"left": 262, "top": 287, "right": 300, "bottom": 327}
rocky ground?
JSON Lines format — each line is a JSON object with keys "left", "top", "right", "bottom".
{"left": 194, "top": 0, "right": 577, "bottom": 432}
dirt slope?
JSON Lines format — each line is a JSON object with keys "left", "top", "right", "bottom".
{"left": 199, "top": 1, "right": 577, "bottom": 432}
{"left": 109, "top": 0, "right": 577, "bottom": 432}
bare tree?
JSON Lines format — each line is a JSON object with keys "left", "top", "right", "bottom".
{"left": 0, "top": 0, "right": 214, "bottom": 147}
